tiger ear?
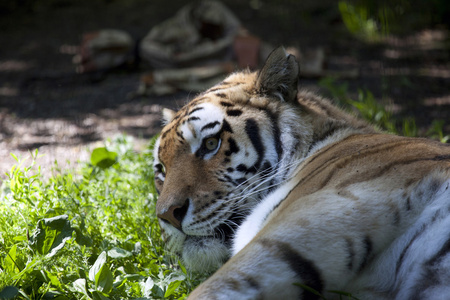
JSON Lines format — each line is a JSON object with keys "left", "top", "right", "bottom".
{"left": 162, "top": 108, "right": 177, "bottom": 125}
{"left": 256, "top": 47, "right": 300, "bottom": 103}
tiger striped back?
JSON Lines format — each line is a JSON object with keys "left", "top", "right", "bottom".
{"left": 154, "top": 47, "right": 450, "bottom": 299}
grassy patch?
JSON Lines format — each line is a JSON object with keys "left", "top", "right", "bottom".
{"left": 0, "top": 136, "right": 204, "bottom": 299}
{"left": 318, "top": 76, "right": 450, "bottom": 140}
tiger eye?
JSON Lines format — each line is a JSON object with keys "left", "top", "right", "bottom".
{"left": 205, "top": 137, "right": 219, "bottom": 151}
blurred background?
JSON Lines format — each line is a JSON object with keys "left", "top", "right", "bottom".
{"left": 0, "top": 0, "right": 449, "bottom": 178}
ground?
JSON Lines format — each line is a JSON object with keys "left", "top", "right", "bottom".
{"left": 0, "top": 0, "right": 449, "bottom": 182}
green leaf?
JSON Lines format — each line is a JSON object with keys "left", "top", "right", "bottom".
{"left": 0, "top": 286, "right": 19, "bottom": 299}
{"left": 72, "top": 279, "right": 89, "bottom": 297}
{"left": 10, "top": 153, "right": 19, "bottom": 162}
{"left": 30, "top": 215, "right": 73, "bottom": 256}
{"left": 164, "top": 280, "right": 182, "bottom": 298}
{"left": 95, "top": 263, "right": 114, "bottom": 294}
{"left": 179, "top": 260, "right": 187, "bottom": 275}
{"left": 89, "top": 251, "right": 113, "bottom": 294}
{"left": 89, "top": 251, "right": 107, "bottom": 282}
{"left": 328, "top": 290, "right": 359, "bottom": 299}
{"left": 13, "top": 236, "right": 27, "bottom": 242}
{"left": 45, "top": 270, "right": 62, "bottom": 289}
{"left": 141, "top": 277, "right": 154, "bottom": 297}
{"left": 133, "top": 242, "right": 142, "bottom": 254}
{"left": 4, "top": 244, "right": 19, "bottom": 274}
{"left": 92, "top": 290, "right": 111, "bottom": 300}
{"left": 152, "top": 284, "right": 165, "bottom": 298}
{"left": 91, "top": 147, "right": 118, "bottom": 169}
{"left": 108, "top": 247, "right": 132, "bottom": 259}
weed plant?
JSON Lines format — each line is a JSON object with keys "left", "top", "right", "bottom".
{"left": 0, "top": 136, "right": 205, "bottom": 299}
{"left": 319, "top": 77, "right": 449, "bottom": 141}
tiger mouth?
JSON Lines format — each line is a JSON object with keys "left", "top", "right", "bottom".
{"left": 182, "top": 212, "right": 245, "bottom": 247}
{"left": 179, "top": 212, "right": 245, "bottom": 272}
{"left": 213, "top": 212, "right": 245, "bottom": 246}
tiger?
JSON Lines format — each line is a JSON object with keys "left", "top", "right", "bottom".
{"left": 153, "top": 47, "right": 450, "bottom": 299}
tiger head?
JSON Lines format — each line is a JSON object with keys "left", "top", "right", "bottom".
{"left": 153, "top": 47, "right": 311, "bottom": 272}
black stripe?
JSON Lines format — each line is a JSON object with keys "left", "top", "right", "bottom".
{"left": 225, "top": 137, "right": 240, "bottom": 156}
{"left": 189, "top": 96, "right": 207, "bottom": 104}
{"left": 219, "top": 174, "right": 234, "bottom": 184}
{"left": 154, "top": 163, "right": 163, "bottom": 172}
{"left": 295, "top": 137, "right": 428, "bottom": 196}
{"left": 245, "top": 118, "right": 265, "bottom": 171}
{"left": 207, "top": 87, "right": 226, "bottom": 93}
{"left": 267, "top": 111, "right": 283, "bottom": 161}
{"left": 236, "top": 164, "right": 248, "bottom": 172}
{"left": 427, "top": 237, "right": 450, "bottom": 266}
{"left": 409, "top": 236, "right": 450, "bottom": 299}
{"left": 428, "top": 178, "right": 443, "bottom": 195}
{"left": 161, "top": 129, "right": 171, "bottom": 139}
{"left": 227, "top": 109, "right": 243, "bottom": 117}
{"left": 193, "top": 200, "right": 230, "bottom": 224}
{"left": 223, "top": 278, "right": 242, "bottom": 292}
{"left": 176, "top": 131, "right": 185, "bottom": 140}
{"left": 188, "top": 116, "right": 200, "bottom": 122}
{"left": 259, "top": 239, "right": 323, "bottom": 300}
{"left": 261, "top": 161, "right": 272, "bottom": 177}
{"left": 195, "top": 199, "right": 237, "bottom": 227}
{"left": 235, "top": 178, "right": 246, "bottom": 185}
{"left": 239, "top": 272, "right": 260, "bottom": 290}
{"left": 220, "top": 101, "right": 234, "bottom": 107}
{"left": 307, "top": 121, "right": 346, "bottom": 154}
{"left": 172, "top": 113, "right": 181, "bottom": 121}
{"left": 193, "top": 200, "right": 215, "bottom": 215}
{"left": 188, "top": 107, "right": 204, "bottom": 115}
{"left": 201, "top": 121, "right": 220, "bottom": 132}
{"left": 405, "top": 196, "right": 412, "bottom": 211}
{"left": 339, "top": 155, "right": 450, "bottom": 190}
{"left": 358, "top": 236, "right": 373, "bottom": 272}
{"left": 215, "top": 92, "right": 227, "bottom": 98}
{"left": 221, "top": 272, "right": 261, "bottom": 294}
{"left": 222, "top": 119, "right": 233, "bottom": 133}
{"left": 393, "top": 208, "right": 401, "bottom": 226}
{"left": 346, "top": 238, "right": 355, "bottom": 270}
{"left": 290, "top": 135, "right": 362, "bottom": 189}
{"left": 395, "top": 223, "right": 428, "bottom": 276}
{"left": 209, "top": 81, "right": 245, "bottom": 91}
{"left": 433, "top": 154, "right": 450, "bottom": 161}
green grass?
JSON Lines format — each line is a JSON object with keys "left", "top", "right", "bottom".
{"left": 0, "top": 136, "right": 205, "bottom": 300}
{"left": 319, "top": 76, "right": 448, "bottom": 141}
{"left": 338, "top": 1, "right": 384, "bottom": 42}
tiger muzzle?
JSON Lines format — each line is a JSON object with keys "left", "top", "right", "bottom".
{"left": 157, "top": 198, "right": 190, "bottom": 231}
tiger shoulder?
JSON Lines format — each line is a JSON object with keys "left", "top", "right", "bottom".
{"left": 153, "top": 47, "right": 450, "bottom": 300}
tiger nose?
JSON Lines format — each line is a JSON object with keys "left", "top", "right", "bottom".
{"left": 157, "top": 199, "right": 189, "bottom": 231}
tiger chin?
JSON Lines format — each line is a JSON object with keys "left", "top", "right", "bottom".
{"left": 153, "top": 47, "right": 450, "bottom": 299}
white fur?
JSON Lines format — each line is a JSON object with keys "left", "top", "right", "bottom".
{"left": 346, "top": 177, "right": 450, "bottom": 299}
{"left": 180, "top": 103, "right": 224, "bottom": 157}
{"left": 232, "top": 171, "right": 301, "bottom": 255}
{"left": 232, "top": 128, "right": 364, "bottom": 254}
{"left": 152, "top": 137, "right": 166, "bottom": 182}
{"left": 182, "top": 236, "right": 230, "bottom": 273}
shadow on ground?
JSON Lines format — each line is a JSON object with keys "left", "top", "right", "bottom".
{"left": 0, "top": 0, "right": 449, "bottom": 180}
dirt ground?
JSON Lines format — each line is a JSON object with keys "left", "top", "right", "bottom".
{"left": 1, "top": 0, "right": 449, "bottom": 182}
